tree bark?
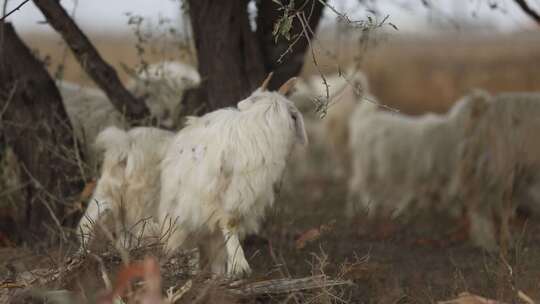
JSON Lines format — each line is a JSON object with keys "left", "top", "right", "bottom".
{"left": 187, "top": 0, "right": 266, "bottom": 111}
{"left": 32, "top": 0, "right": 150, "bottom": 121}
{"left": 185, "top": 0, "right": 325, "bottom": 113}
{"left": 256, "top": 0, "right": 326, "bottom": 90}
{"left": 0, "top": 22, "right": 83, "bottom": 244}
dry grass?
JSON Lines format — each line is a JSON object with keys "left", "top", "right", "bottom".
{"left": 23, "top": 30, "right": 540, "bottom": 115}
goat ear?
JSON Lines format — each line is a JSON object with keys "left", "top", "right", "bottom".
{"left": 290, "top": 109, "right": 308, "bottom": 146}
{"left": 260, "top": 72, "right": 273, "bottom": 91}
{"left": 278, "top": 77, "right": 297, "bottom": 95}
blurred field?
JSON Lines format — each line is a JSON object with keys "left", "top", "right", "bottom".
{"left": 305, "top": 31, "right": 540, "bottom": 114}
{"left": 22, "top": 30, "right": 540, "bottom": 115}
{"left": 4, "top": 30, "right": 540, "bottom": 303}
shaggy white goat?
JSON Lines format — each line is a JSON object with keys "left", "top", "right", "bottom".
{"left": 127, "top": 61, "right": 201, "bottom": 127}
{"left": 158, "top": 76, "right": 307, "bottom": 277}
{"left": 288, "top": 70, "right": 374, "bottom": 179}
{"left": 459, "top": 92, "right": 540, "bottom": 250}
{"left": 346, "top": 90, "right": 491, "bottom": 219}
{"left": 77, "top": 126, "right": 174, "bottom": 251}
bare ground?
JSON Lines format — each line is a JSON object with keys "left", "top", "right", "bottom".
{"left": 2, "top": 171, "right": 540, "bottom": 303}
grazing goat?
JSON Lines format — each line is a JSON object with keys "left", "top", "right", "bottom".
{"left": 459, "top": 92, "right": 540, "bottom": 250}
{"left": 77, "top": 126, "right": 174, "bottom": 251}
{"left": 158, "top": 75, "right": 307, "bottom": 277}
{"left": 346, "top": 90, "right": 491, "bottom": 219}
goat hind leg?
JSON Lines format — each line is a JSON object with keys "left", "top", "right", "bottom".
{"left": 220, "top": 222, "right": 251, "bottom": 277}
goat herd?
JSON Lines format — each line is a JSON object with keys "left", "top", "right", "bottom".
{"left": 42, "top": 61, "right": 540, "bottom": 277}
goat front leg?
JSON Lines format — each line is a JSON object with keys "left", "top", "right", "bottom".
{"left": 220, "top": 220, "right": 251, "bottom": 278}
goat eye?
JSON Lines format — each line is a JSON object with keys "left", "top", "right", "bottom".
{"left": 291, "top": 113, "right": 297, "bottom": 121}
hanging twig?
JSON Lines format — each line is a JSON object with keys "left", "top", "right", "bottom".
{"left": 0, "top": 0, "right": 30, "bottom": 21}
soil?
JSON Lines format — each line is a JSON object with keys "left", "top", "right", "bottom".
{"left": 2, "top": 174, "right": 540, "bottom": 303}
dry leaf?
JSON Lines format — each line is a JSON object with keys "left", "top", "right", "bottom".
{"left": 295, "top": 221, "right": 335, "bottom": 249}
{"left": 98, "top": 256, "right": 162, "bottom": 304}
{"left": 295, "top": 228, "right": 321, "bottom": 250}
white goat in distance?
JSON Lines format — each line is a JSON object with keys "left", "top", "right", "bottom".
{"left": 346, "top": 90, "right": 491, "bottom": 219}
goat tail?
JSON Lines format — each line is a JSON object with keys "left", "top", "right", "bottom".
{"left": 95, "top": 126, "right": 131, "bottom": 164}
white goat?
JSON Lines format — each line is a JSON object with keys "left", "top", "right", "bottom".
{"left": 459, "top": 92, "right": 540, "bottom": 250}
{"left": 288, "top": 70, "right": 374, "bottom": 179}
{"left": 346, "top": 91, "right": 491, "bottom": 219}
{"left": 127, "top": 61, "right": 201, "bottom": 127}
{"left": 158, "top": 76, "right": 307, "bottom": 277}
{"left": 77, "top": 126, "right": 174, "bottom": 251}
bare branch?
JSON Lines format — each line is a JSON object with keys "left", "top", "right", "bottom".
{"left": 228, "top": 275, "right": 351, "bottom": 296}
{"left": 32, "top": 0, "right": 150, "bottom": 121}
{"left": 0, "top": 0, "right": 30, "bottom": 21}
{"left": 513, "top": 0, "right": 540, "bottom": 26}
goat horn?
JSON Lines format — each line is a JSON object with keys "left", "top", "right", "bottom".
{"left": 260, "top": 72, "right": 274, "bottom": 91}
{"left": 278, "top": 77, "right": 297, "bottom": 95}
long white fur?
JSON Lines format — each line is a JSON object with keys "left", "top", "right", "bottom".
{"left": 158, "top": 86, "right": 307, "bottom": 277}
{"left": 459, "top": 92, "right": 540, "bottom": 250}
{"left": 346, "top": 90, "right": 491, "bottom": 219}
{"left": 77, "top": 126, "right": 174, "bottom": 251}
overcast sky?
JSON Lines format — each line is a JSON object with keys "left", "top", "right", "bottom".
{"left": 3, "top": 0, "right": 540, "bottom": 35}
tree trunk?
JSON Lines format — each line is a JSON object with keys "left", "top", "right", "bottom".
{"left": 32, "top": 0, "right": 150, "bottom": 122}
{"left": 0, "top": 22, "right": 83, "bottom": 245}
{"left": 186, "top": 0, "right": 325, "bottom": 113}
{"left": 188, "top": 0, "right": 266, "bottom": 111}
{"left": 256, "top": 0, "right": 326, "bottom": 91}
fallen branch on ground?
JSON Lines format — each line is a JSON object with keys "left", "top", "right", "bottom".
{"left": 227, "top": 274, "right": 352, "bottom": 296}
